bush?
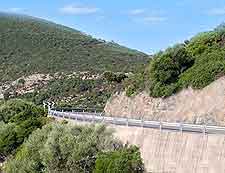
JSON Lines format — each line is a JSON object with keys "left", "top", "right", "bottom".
{"left": 103, "top": 71, "right": 128, "bottom": 83}
{"left": 124, "top": 73, "right": 146, "bottom": 97}
{"left": 94, "top": 146, "right": 144, "bottom": 173}
{"left": 103, "top": 71, "right": 117, "bottom": 82}
{"left": 17, "top": 79, "right": 25, "bottom": 85}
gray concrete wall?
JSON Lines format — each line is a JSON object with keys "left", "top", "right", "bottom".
{"left": 113, "top": 125, "right": 225, "bottom": 173}
{"left": 57, "top": 117, "right": 225, "bottom": 173}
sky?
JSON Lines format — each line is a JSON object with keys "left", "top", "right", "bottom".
{"left": 1, "top": 0, "right": 225, "bottom": 54}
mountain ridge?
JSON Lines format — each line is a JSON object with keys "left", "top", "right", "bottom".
{"left": 0, "top": 12, "right": 149, "bottom": 82}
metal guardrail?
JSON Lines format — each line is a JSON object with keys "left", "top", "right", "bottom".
{"left": 48, "top": 109, "right": 225, "bottom": 135}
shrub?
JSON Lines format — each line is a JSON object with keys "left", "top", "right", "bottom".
{"left": 17, "top": 79, "right": 25, "bottom": 85}
{"left": 103, "top": 71, "right": 117, "bottom": 82}
{"left": 124, "top": 73, "right": 146, "bottom": 97}
{"left": 94, "top": 146, "right": 144, "bottom": 173}
{"left": 103, "top": 71, "right": 128, "bottom": 83}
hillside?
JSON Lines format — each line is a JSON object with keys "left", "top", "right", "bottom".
{"left": 123, "top": 23, "right": 225, "bottom": 97}
{"left": 105, "top": 23, "right": 225, "bottom": 124}
{"left": 0, "top": 13, "right": 149, "bottom": 82}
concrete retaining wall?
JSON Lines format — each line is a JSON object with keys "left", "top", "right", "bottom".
{"left": 56, "top": 117, "right": 225, "bottom": 173}
{"left": 114, "top": 125, "right": 225, "bottom": 173}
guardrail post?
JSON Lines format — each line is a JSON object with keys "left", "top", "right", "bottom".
{"left": 92, "top": 115, "right": 94, "bottom": 123}
{"left": 83, "top": 115, "right": 85, "bottom": 122}
{"left": 68, "top": 113, "right": 70, "bottom": 120}
{"left": 203, "top": 125, "right": 206, "bottom": 135}
{"left": 180, "top": 123, "right": 183, "bottom": 134}
{"left": 141, "top": 118, "right": 144, "bottom": 128}
{"left": 159, "top": 121, "right": 162, "bottom": 132}
{"left": 126, "top": 118, "right": 129, "bottom": 127}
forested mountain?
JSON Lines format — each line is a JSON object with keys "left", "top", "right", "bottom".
{"left": 0, "top": 12, "right": 149, "bottom": 82}
{"left": 0, "top": 13, "right": 150, "bottom": 108}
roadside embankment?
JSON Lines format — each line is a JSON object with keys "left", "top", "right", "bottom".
{"left": 105, "top": 77, "right": 225, "bottom": 125}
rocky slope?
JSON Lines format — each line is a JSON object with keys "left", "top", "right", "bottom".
{"left": 0, "top": 12, "right": 150, "bottom": 107}
{"left": 105, "top": 77, "right": 225, "bottom": 125}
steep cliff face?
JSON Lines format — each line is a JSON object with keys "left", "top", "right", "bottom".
{"left": 104, "top": 77, "right": 225, "bottom": 125}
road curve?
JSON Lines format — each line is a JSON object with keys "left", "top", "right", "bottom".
{"left": 48, "top": 109, "right": 225, "bottom": 135}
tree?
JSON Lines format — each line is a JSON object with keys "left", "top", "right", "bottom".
{"left": 5, "top": 123, "right": 122, "bottom": 173}
{"left": 149, "top": 44, "right": 194, "bottom": 97}
{"left": 0, "top": 99, "right": 48, "bottom": 157}
{"left": 0, "top": 122, "right": 17, "bottom": 157}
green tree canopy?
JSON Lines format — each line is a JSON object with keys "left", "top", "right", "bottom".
{"left": 124, "top": 23, "right": 225, "bottom": 98}
{"left": 0, "top": 99, "right": 49, "bottom": 157}
{"left": 5, "top": 123, "right": 122, "bottom": 173}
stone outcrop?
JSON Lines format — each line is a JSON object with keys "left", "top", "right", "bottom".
{"left": 105, "top": 77, "right": 225, "bottom": 125}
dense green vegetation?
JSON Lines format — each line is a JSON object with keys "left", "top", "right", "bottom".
{"left": 124, "top": 23, "right": 225, "bottom": 97}
{"left": 103, "top": 71, "right": 128, "bottom": 83}
{"left": 5, "top": 123, "right": 144, "bottom": 173}
{"left": 0, "top": 13, "right": 149, "bottom": 82}
{"left": 18, "top": 76, "right": 119, "bottom": 109}
{"left": 0, "top": 99, "right": 49, "bottom": 158}
{"left": 0, "top": 100, "right": 144, "bottom": 172}
{"left": 95, "top": 146, "right": 144, "bottom": 173}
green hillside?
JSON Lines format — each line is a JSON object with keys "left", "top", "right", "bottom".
{"left": 0, "top": 13, "right": 149, "bottom": 82}
{"left": 124, "top": 23, "right": 225, "bottom": 97}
